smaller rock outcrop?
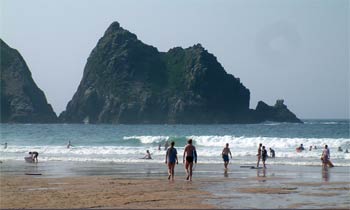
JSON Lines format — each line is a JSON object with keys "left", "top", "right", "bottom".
{"left": 254, "top": 99, "right": 302, "bottom": 123}
{"left": 0, "top": 39, "right": 57, "bottom": 123}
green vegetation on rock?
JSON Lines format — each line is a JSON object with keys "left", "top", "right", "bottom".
{"left": 57, "top": 21, "right": 302, "bottom": 124}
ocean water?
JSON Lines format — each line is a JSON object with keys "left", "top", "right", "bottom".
{"left": 0, "top": 120, "right": 349, "bottom": 166}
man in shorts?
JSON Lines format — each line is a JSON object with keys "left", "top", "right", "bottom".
{"left": 183, "top": 139, "right": 197, "bottom": 181}
{"left": 222, "top": 143, "right": 232, "bottom": 169}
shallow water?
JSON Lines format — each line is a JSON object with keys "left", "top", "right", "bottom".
{"left": 1, "top": 160, "right": 349, "bottom": 208}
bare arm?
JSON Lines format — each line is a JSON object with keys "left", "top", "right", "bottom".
{"left": 165, "top": 149, "right": 168, "bottom": 163}
{"left": 183, "top": 146, "right": 186, "bottom": 163}
{"left": 193, "top": 148, "right": 197, "bottom": 163}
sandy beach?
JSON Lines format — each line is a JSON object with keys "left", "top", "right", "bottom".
{"left": 1, "top": 175, "right": 215, "bottom": 209}
{"left": 1, "top": 161, "right": 350, "bottom": 209}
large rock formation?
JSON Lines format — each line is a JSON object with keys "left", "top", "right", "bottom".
{"left": 0, "top": 39, "right": 57, "bottom": 123}
{"left": 60, "top": 21, "right": 302, "bottom": 124}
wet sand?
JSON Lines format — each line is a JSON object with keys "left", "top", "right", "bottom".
{"left": 1, "top": 161, "right": 349, "bottom": 208}
{"left": 0, "top": 175, "right": 214, "bottom": 209}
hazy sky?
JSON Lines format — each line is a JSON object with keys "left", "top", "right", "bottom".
{"left": 0, "top": 0, "right": 349, "bottom": 119}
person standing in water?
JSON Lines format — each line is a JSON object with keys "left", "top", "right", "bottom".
{"left": 262, "top": 146, "right": 268, "bottom": 168}
{"left": 164, "top": 141, "right": 169, "bottom": 151}
{"left": 67, "top": 140, "right": 72, "bottom": 149}
{"left": 256, "top": 143, "right": 262, "bottom": 167}
{"left": 222, "top": 143, "right": 232, "bottom": 169}
{"left": 29, "top": 151, "right": 39, "bottom": 163}
{"left": 269, "top": 148, "right": 275, "bottom": 158}
{"left": 165, "top": 141, "right": 178, "bottom": 181}
{"left": 183, "top": 139, "right": 197, "bottom": 181}
{"left": 321, "top": 145, "right": 333, "bottom": 168}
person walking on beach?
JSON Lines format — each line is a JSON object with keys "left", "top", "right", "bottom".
{"left": 222, "top": 143, "right": 232, "bottom": 169}
{"left": 165, "top": 141, "right": 178, "bottom": 181}
{"left": 262, "top": 146, "right": 268, "bottom": 168}
{"left": 256, "top": 143, "right": 262, "bottom": 167}
{"left": 183, "top": 139, "right": 197, "bottom": 181}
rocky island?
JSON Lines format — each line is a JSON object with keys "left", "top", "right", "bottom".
{"left": 59, "top": 22, "right": 302, "bottom": 124}
{"left": 0, "top": 39, "right": 57, "bottom": 123}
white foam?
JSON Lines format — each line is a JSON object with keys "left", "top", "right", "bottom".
{"left": 123, "top": 136, "right": 169, "bottom": 144}
{"left": 1, "top": 136, "right": 349, "bottom": 166}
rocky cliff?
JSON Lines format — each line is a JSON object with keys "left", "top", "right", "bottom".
{"left": 0, "top": 39, "right": 57, "bottom": 123}
{"left": 60, "top": 21, "right": 302, "bottom": 124}
{"left": 254, "top": 100, "right": 302, "bottom": 123}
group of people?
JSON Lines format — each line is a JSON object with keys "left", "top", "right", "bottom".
{"left": 14, "top": 138, "right": 344, "bottom": 177}
{"left": 337, "top": 146, "right": 349, "bottom": 153}
{"left": 256, "top": 143, "right": 268, "bottom": 168}
{"left": 165, "top": 139, "right": 197, "bottom": 181}
{"left": 22, "top": 140, "right": 73, "bottom": 163}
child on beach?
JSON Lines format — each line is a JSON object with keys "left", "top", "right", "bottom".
{"left": 165, "top": 141, "right": 178, "bottom": 181}
{"left": 183, "top": 139, "right": 197, "bottom": 181}
{"left": 222, "top": 143, "right": 232, "bottom": 169}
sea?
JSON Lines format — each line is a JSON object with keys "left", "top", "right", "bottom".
{"left": 0, "top": 119, "right": 349, "bottom": 167}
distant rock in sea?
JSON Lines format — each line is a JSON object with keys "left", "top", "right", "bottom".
{"left": 0, "top": 39, "right": 57, "bottom": 123}
{"left": 59, "top": 21, "right": 302, "bottom": 124}
{"left": 254, "top": 100, "right": 303, "bottom": 123}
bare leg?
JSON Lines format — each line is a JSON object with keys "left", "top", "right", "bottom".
{"left": 185, "top": 161, "right": 190, "bottom": 180}
{"left": 171, "top": 165, "right": 175, "bottom": 181}
{"left": 189, "top": 162, "right": 193, "bottom": 181}
{"left": 257, "top": 156, "right": 260, "bottom": 167}
{"left": 167, "top": 164, "right": 172, "bottom": 180}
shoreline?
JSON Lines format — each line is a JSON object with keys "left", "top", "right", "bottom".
{"left": 1, "top": 160, "right": 350, "bottom": 208}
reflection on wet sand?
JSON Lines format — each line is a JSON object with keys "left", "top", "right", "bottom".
{"left": 322, "top": 167, "right": 330, "bottom": 182}
{"left": 257, "top": 168, "right": 266, "bottom": 182}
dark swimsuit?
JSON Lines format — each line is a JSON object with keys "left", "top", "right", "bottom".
{"left": 222, "top": 154, "right": 229, "bottom": 162}
{"left": 186, "top": 156, "right": 194, "bottom": 163}
{"left": 32, "top": 152, "right": 39, "bottom": 158}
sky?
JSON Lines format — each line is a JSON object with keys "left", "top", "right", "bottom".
{"left": 0, "top": 0, "right": 349, "bottom": 119}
